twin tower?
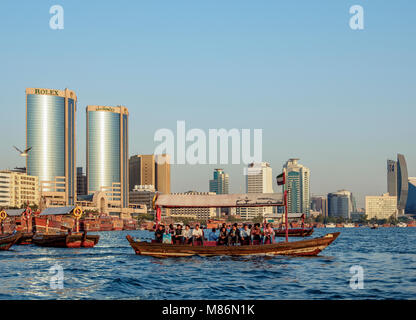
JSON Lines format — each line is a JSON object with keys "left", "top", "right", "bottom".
{"left": 25, "top": 88, "right": 128, "bottom": 207}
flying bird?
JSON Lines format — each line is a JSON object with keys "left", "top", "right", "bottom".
{"left": 13, "top": 146, "right": 32, "bottom": 157}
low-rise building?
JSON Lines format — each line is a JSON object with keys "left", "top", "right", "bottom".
{"left": 0, "top": 170, "right": 39, "bottom": 208}
{"left": 169, "top": 191, "right": 216, "bottom": 220}
{"left": 365, "top": 193, "right": 397, "bottom": 220}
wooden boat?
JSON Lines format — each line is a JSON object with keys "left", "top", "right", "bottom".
{"left": 0, "top": 232, "right": 21, "bottom": 251}
{"left": 126, "top": 232, "right": 340, "bottom": 257}
{"left": 32, "top": 233, "right": 100, "bottom": 248}
{"left": 274, "top": 228, "right": 314, "bottom": 237}
{"left": 15, "top": 232, "right": 34, "bottom": 245}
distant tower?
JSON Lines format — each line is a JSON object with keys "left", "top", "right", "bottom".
{"left": 283, "top": 158, "right": 310, "bottom": 215}
{"left": 209, "top": 169, "right": 229, "bottom": 194}
{"left": 387, "top": 160, "right": 397, "bottom": 196}
{"left": 87, "top": 105, "right": 129, "bottom": 208}
{"left": 26, "top": 88, "right": 77, "bottom": 205}
{"left": 397, "top": 154, "right": 408, "bottom": 215}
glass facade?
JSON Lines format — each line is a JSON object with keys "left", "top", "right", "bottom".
{"left": 87, "top": 107, "right": 128, "bottom": 208}
{"left": 87, "top": 111, "right": 121, "bottom": 192}
{"left": 26, "top": 90, "right": 76, "bottom": 205}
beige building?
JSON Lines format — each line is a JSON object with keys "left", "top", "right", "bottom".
{"left": 129, "top": 154, "right": 171, "bottom": 194}
{"left": 365, "top": 193, "right": 397, "bottom": 220}
{"left": 0, "top": 170, "right": 39, "bottom": 208}
{"left": 236, "top": 162, "right": 274, "bottom": 220}
{"left": 169, "top": 192, "right": 216, "bottom": 220}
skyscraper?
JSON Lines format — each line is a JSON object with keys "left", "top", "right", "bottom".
{"left": 155, "top": 154, "right": 171, "bottom": 194}
{"left": 209, "top": 169, "right": 229, "bottom": 194}
{"left": 87, "top": 105, "right": 129, "bottom": 208}
{"left": 26, "top": 88, "right": 77, "bottom": 205}
{"left": 282, "top": 158, "right": 310, "bottom": 215}
{"left": 311, "top": 196, "right": 328, "bottom": 217}
{"left": 327, "top": 190, "right": 354, "bottom": 219}
{"left": 237, "top": 162, "right": 273, "bottom": 219}
{"left": 387, "top": 160, "right": 398, "bottom": 196}
{"left": 129, "top": 154, "right": 171, "bottom": 194}
{"left": 397, "top": 154, "right": 408, "bottom": 215}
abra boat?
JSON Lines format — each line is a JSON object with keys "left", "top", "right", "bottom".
{"left": 0, "top": 232, "right": 21, "bottom": 251}
{"left": 32, "top": 232, "right": 100, "bottom": 248}
{"left": 126, "top": 232, "right": 340, "bottom": 258}
{"left": 274, "top": 228, "right": 314, "bottom": 237}
{"left": 15, "top": 232, "right": 34, "bottom": 245}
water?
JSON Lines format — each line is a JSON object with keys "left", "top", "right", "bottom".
{"left": 1, "top": 228, "right": 415, "bottom": 300}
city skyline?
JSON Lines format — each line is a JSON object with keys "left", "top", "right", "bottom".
{"left": 1, "top": 1, "right": 416, "bottom": 207}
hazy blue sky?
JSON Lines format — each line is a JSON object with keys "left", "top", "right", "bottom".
{"left": 0, "top": 0, "right": 415, "bottom": 207}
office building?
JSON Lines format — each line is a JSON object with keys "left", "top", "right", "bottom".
{"left": 129, "top": 154, "right": 171, "bottom": 194}
{"left": 26, "top": 87, "right": 76, "bottom": 205}
{"left": 76, "top": 167, "right": 87, "bottom": 196}
{"left": 87, "top": 105, "right": 129, "bottom": 207}
{"left": 0, "top": 170, "right": 39, "bottom": 208}
{"left": 236, "top": 162, "right": 274, "bottom": 220}
{"left": 397, "top": 154, "right": 408, "bottom": 215}
{"left": 365, "top": 193, "right": 397, "bottom": 220}
{"left": 283, "top": 158, "right": 310, "bottom": 215}
{"left": 209, "top": 169, "right": 229, "bottom": 195}
{"left": 327, "top": 190, "right": 355, "bottom": 219}
{"left": 387, "top": 160, "right": 398, "bottom": 196}
{"left": 155, "top": 154, "right": 171, "bottom": 194}
{"left": 129, "top": 185, "right": 156, "bottom": 214}
{"left": 405, "top": 178, "right": 416, "bottom": 215}
{"left": 311, "top": 195, "right": 328, "bottom": 217}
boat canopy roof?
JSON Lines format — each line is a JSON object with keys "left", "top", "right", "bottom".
{"left": 5, "top": 209, "right": 25, "bottom": 216}
{"left": 39, "top": 206, "right": 75, "bottom": 216}
{"left": 155, "top": 193, "right": 284, "bottom": 208}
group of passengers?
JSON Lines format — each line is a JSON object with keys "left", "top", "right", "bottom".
{"left": 154, "top": 222, "right": 276, "bottom": 246}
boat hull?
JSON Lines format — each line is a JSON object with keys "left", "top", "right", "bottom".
{"left": 0, "top": 233, "right": 21, "bottom": 251}
{"left": 126, "top": 232, "right": 340, "bottom": 257}
{"left": 15, "top": 232, "right": 34, "bottom": 245}
{"left": 32, "top": 234, "right": 100, "bottom": 248}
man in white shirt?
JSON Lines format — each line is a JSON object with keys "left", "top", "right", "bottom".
{"left": 192, "top": 224, "right": 204, "bottom": 246}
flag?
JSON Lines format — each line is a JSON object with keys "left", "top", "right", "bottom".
{"left": 276, "top": 172, "right": 285, "bottom": 185}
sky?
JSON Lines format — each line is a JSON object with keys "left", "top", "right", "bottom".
{"left": 0, "top": 0, "right": 415, "bottom": 207}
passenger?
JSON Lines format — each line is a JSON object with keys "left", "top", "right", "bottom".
{"left": 263, "top": 223, "right": 275, "bottom": 244}
{"left": 208, "top": 228, "right": 218, "bottom": 241}
{"left": 183, "top": 224, "right": 193, "bottom": 244}
{"left": 154, "top": 224, "right": 165, "bottom": 243}
{"left": 240, "top": 224, "right": 251, "bottom": 245}
{"left": 233, "top": 223, "right": 241, "bottom": 239}
{"left": 221, "top": 223, "right": 228, "bottom": 232}
{"left": 217, "top": 227, "right": 228, "bottom": 246}
{"left": 168, "top": 224, "right": 175, "bottom": 236}
{"left": 228, "top": 224, "right": 240, "bottom": 246}
{"left": 192, "top": 224, "right": 204, "bottom": 246}
{"left": 174, "top": 224, "right": 184, "bottom": 244}
{"left": 251, "top": 223, "right": 262, "bottom": 245}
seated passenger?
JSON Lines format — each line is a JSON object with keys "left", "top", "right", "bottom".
{"left": 192, "top": 224, "right": 204, "bottom": 245}
{"left": 183, "top": 225, "right": 192, "bottom": 244}
{"left": 240, "top": 224, "right": 251, "bottom": 245}
{"left": 228, "top": 225, "right": 240, "bottom": 246}
{"left": 251, "top": 223, "right": 262, "bottom": 244}
{"left": 263, "top": 223, "right": 275, "bottom": 244}
{"left": 154, "top": 224, "right": 165, "bottom": 243}
{"left": 174, "top": 224, "right": 184, "bottom": 244}
{"left": 208, "top": 228, "right": 218, "bottom": 241}
{"left": 217, "top": 227, "right": 228, "bottom": 246}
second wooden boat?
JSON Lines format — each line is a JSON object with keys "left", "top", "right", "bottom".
{"left": 274, "top": 228, "right": 314, "bottom": 237}
{"left": 32, "top": 233, "right": 100, "bottom": 248}
{"left": 126, "top": 232, "right": 340, "bottom": 257}
{"left": 0, "top": 232, "right": 21, "bottom": 251}
{"left": 15, "top": 232, "right": 34, "bottom": 245}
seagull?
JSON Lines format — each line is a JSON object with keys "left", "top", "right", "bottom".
{"left": 13, "top": 146, "right": 32, "bottom": 157}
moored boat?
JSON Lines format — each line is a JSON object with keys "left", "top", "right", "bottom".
{"left": 274, "top": 228, "right": 314, "bottom": 237}
{"left": 0, "top": 232, "right": 21, "bottom": 251}
{"left": 126, "top": 232, "right": 340, "bottom": 257}
{"left": 15, "top": 232, "right": 34, "bottom": 245}
{"left": 32, "top": 232, "right": 100, "bottom": 248}
{"left": 325, "top": 223, "right": 336, "bottom": 228}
